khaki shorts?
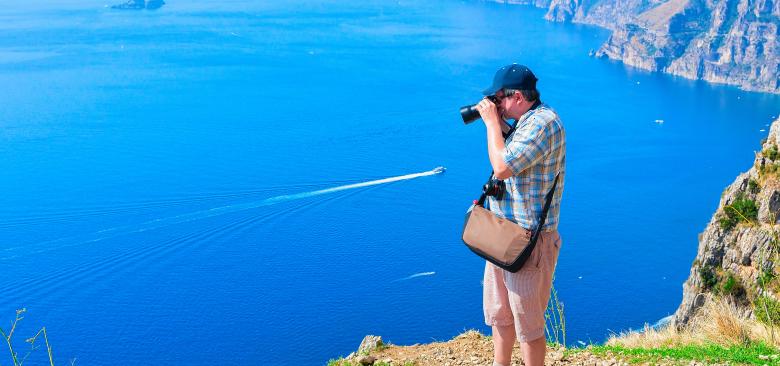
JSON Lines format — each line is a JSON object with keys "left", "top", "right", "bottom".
{"left": 483, "top": 230, "right": 561, "bottom": 342}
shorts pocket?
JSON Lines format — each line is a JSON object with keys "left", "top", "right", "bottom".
{"left": 521, "top": 241, "right": 543, "bottom": 271}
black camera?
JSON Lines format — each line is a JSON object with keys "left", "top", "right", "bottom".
{"left": 460, "top": 95, "right": 499, "bottom": 124}
{"left": 483, "top": 178, "right": 506, "bottom": 200}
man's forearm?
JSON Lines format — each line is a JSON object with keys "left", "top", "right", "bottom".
{"left": 486, "top": 125, "right": 512, "bottom": 179}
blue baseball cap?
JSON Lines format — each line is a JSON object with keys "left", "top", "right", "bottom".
{"left": 482, "top": 64, "right": 538, "bottom": 96}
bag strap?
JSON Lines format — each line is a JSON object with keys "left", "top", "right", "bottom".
{"left": 533, "top": 173, "right": 560, "bottom": 235}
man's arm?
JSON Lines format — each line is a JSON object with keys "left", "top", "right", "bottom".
{"left": 486, "top": 122, "right": 514, "bottom": 180}
{"left": 476, "top": 98, "right": 513, "bottom": 179}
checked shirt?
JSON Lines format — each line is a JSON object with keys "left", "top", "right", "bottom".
{"left": 486, "top": 103, "right": 566, "bottom": 232}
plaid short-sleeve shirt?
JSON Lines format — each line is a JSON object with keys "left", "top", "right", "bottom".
{"left": 486, "top": 103, "right": 566, "bottom": 231}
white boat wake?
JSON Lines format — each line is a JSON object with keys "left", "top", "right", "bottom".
{"left": 393, "top": 271, "right": 436, "bottom": 282}
{"left": 3, "top": 167, "right": 446, "bottom": 260}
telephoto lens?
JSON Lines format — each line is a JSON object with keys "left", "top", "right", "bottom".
{"left": 460, "top": 105, "right": 480, "bottom": 124}
{"left": 460, "top": 96, "right": 498, "bottom": 124}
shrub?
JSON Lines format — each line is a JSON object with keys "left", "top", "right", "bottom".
{"left": 747, "top": 179, "right": 760, "bottom": 194}
{"left": 754, "top": 295, "right": 780, "bottom": 325}
{"left": 719, "top": 216, "right": 736, "bottom": 231}
{"left": 720, "top": 273, "right": 745, "bottom": 297}
{"left": 763, "top": 144, "right": 780, "bottom": 161}
{"left": 760, "top": 163, "right": 780, "bottom": 177}
{"left": 759, "top": 266, "right": 776, "bottom": 287}
{"left": 720, "top": 194, "right": 758, "bottom": 231}
{"left": 699, "top": 266, "right": 718, "bottom": 290}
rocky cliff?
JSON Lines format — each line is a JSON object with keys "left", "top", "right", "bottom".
{"left": 497, "top": 0, "right": 780, "bottom": 93}
{"left": 672, "top": 116, "right": 780, "bottom": 327}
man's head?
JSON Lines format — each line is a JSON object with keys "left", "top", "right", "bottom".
{"left": 483, "top": 64, "right": 541, "bottom": 120}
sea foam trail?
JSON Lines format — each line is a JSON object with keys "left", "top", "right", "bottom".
{"left": 393, "top": 271, "right": 436, "bottom": 282}
{"left": 2, "top": 167, "right": 445, "bottom": 260}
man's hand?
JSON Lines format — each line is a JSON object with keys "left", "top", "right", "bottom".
{"left": 476, "top": 97, "right": 501, "bottom": 130}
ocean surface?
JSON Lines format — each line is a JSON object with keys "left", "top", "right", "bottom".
{"left": 1, "top": 1, "right": 779, "bottom": 365}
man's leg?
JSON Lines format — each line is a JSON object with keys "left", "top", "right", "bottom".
{"left": 520, "top": 336, "right": 546, "bottom": 366}
{"left": 484, "top": 262, "right": 516, "bottom": 366}
{"left": 508, "top": 232, "right": 561, "bottom": 366}
{"left": 492, "top": 323, "right": 516, "bottom": 366}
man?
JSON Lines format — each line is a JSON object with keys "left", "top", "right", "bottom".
{"left": 475, "top": 64, "right": 566, "bottom": 366}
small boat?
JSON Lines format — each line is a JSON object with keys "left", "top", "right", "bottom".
{"left": 432, "top": 166, "right": 446, "bottom": 174}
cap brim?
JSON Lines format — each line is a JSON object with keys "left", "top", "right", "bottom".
{"left": 482, "top": 84, "right": 500, "bottom": 96}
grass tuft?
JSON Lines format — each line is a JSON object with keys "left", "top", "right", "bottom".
{"left": 1, "top": 309, "right": 57, "bottom": 366}
{"left": 589, "top": 342, "right": 778, "bottom": 365}
{"left": 720, "top": 194, "right": 759, "bottom": 230}
{"left": 608, "top": 297, "right": 780, "bottom": 350}
{"left": 755, "top": 295, "right": 780, "bottom": 326}
{"left": 765, "top": 145, "right": 780, "bottom": 161}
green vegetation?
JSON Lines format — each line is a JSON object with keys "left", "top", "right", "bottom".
{"left": 755, "top": 295, "right": 780, "bottom": 325}
{"left": 698, "top": 267, "right": 748, "bottom": 299}
{"left": 327, "top": 359, "right": 414, "bottom": 366}
{"left": 765, "top": 145, "right": 780, "bottom": 161}
{"left": 699, "top": 266, "right": 719, "bottom": 290}
{"left": 720, "top": 194, "right": 759, "bottom": 230}
{"left": 758, "top": 144, "right": 780, "bottom": 178}
{"left": 721, "top": 272, "right": 746, "bottom": 297}
{"left": 584, "top": 342, "right": 779, "bottom": 365}
{"left": 759, "top": 163, "right": 780, "bottom": 177}
{"left": 749, "top": 178, "right": 761, "bottom": 193}
{"left": 1, "top": 309, "right": 55, "bottom": 366}
{"left": 760, "top": 266, "right": 777, "bottom": 287}
{"left": 544, "top": 282, "right": 566, "bottom": 347}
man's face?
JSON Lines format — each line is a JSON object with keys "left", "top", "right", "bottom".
{"left": 494, "top": 89, "right": 515, "bottom": 121}
{"left": 494, "top": 89, "right": 530, "bottom": 120}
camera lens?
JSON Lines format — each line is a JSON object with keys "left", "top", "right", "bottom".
{"left": 460, "top": 96, "right": 498, "bottom": 124}
{"left": 460, "top": 105, "right": 481, "bottom": 124}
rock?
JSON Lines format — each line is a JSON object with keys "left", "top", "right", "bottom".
{"left": 673, "top": 117, "right": 780, "bottom": 326}
{"left": 357, "top": 355, "right": 376, "bottom": 365}
{"left": 550, "top": 350, "right": 565, "bottom": 361}
{"left": 357, "top": 335, "right": 383, "bottom": 355}
{"left": 544, "top": 0, "right": 580, "bottom": 22}
{"left": 758, "top": 187, "right": 780, "bottom": 223}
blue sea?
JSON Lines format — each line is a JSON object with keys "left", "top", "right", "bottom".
{"left": 1, "top": 1, "right": 779, "bottom": 365}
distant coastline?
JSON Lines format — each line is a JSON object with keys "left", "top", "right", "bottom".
{"left": 493, "top": 0, "right": 779, "bottom": 94}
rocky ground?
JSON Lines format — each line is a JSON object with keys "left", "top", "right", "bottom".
{"left": 331, "top": 331, "right": 728, "bottom": 366}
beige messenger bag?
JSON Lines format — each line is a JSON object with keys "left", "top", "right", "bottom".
{"left": 462, "top": 174, "right": 559, "bottom": 273}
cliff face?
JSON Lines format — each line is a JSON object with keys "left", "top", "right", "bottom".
{"left": 672, "top": 117, "right": 780, "bottom": 326}
{"left": 496, "top": 0, "right": 780, "bottom": 93}
{"left": 595, "top": 0, "right": 779, "bottom": 93}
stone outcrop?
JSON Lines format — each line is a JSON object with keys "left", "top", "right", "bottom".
{"left": 495, "top": 0, "right": 780, "bottom": 93}
{"left": 672, "top": 117, "right": 780, "bottom": 326}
